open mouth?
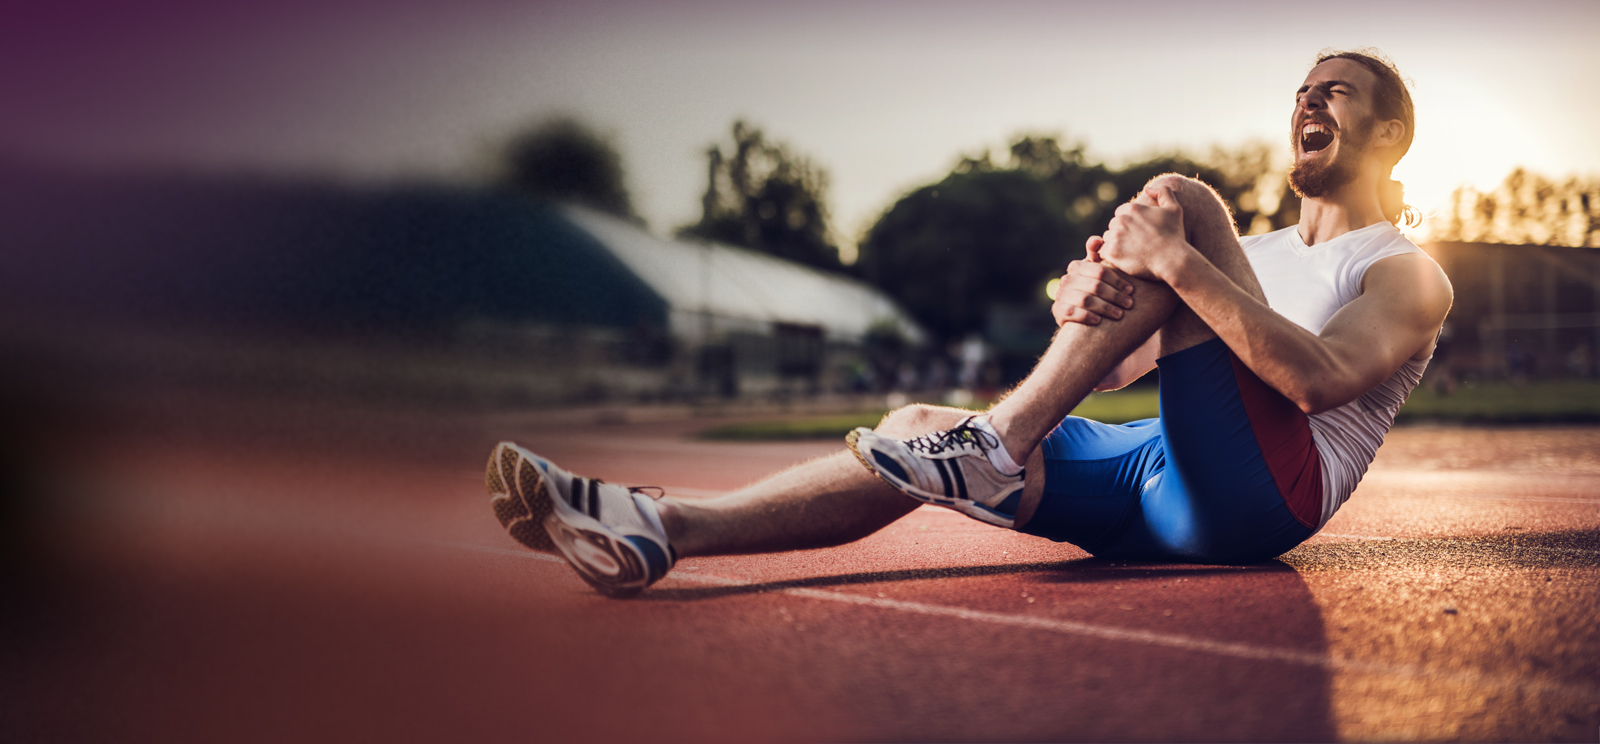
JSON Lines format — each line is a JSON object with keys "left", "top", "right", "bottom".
{"left": 1301, "top": 122, "right": 1334, "bottom": 154}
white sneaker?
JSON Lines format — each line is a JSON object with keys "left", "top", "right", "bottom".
{"left": 486, "top": 442, "right": 675, "bottom": 598}
{"left": 845, "top": 416, "right": 1025, "bottom": 528}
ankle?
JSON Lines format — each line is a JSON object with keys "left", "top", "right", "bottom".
{"left": 654, "top": 497, "right": 685, "bottom": 541}
{"left": 972, "top": 415, "right": 1026, "bottom": 475}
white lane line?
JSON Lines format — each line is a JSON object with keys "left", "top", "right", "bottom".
{"left": 1316, "top": 533, "right": 1600, "bottom": 557}
{"left": 448, "top": 538, "right": 1600, "bottom": 703}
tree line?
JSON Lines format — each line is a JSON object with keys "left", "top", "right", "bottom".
{"left": 500, "top": 117, "right": 1299, "bottom": 346}
{"left": 1429, "top": 168, "right": 1600, "bottom": 248}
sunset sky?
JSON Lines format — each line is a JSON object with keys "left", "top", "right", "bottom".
{"left": 8, "top": 0, "right": 1597, "bottom": 248}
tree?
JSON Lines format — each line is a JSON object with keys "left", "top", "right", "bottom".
{"left": 954, "top": 136, "right": 1282, "bottom": 237}
{"left": 1433, "top": 169, "right": 1600, "bottom": 247}
{"left": 856, "top": 167, "right": 1080, "bottom": 344}
{"left": 678, "top": 121, "right": 840, "bottom": 271}
{"left": 1093, "top": 145, "right": 1278, "bottom": 238}
{"left": 500, "top": 117, "right": 637, "bottom": 220}
{"left": 855, "top": 134, "right": 1286, "bottom": 348}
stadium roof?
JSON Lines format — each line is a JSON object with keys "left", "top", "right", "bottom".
{"left": 563, "top": 205, "right": 925, "bottom": 345}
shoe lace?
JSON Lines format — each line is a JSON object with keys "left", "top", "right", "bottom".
{"left": 905, "top": 418, "right": 1000, "bottom": 456}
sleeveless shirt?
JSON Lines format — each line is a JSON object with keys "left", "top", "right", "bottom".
{"left": 1240, "top": 221, "right": 1433, "bottom": 528}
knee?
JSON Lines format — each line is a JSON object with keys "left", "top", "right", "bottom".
{"left": 1144, "top": 173, "right": 1233, "bottom": 232}
{"left": 1146, "top": 173, "right": 1198, "bottom": 194}
{"left": 876, "top": 403, "right": 965, "bottom": 438}
{"left": 1145, "top": 173, "right": 1220, "bottom": 209}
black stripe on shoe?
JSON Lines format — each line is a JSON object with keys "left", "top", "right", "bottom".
{"left": 932, "top": 458, "right": 954, "bottom": 498}
{"left": 587, "top": 479, "right": 601, "bottom": 519}
{"left": 950, "top": 460, "right": 969, "bottom": 501}
{"left": 570, "top": 477, "right": 585, "bottom": 511}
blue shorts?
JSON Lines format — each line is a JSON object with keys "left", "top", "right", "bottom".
{"left": 1019, "top": 339, "right": 1323, "bottom": 564}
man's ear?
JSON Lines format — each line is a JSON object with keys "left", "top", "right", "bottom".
{"left": 1375, "top": 119, "right": 1405, "bottom": 148}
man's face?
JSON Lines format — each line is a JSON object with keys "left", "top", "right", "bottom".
{"left": 1288, "top": 58, "right": 1382, "bottom": 198}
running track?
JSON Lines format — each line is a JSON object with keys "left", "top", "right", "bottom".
{"left": 5, "top": 395, "right": 1598, "bottom": 742}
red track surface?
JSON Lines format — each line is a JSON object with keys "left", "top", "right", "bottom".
{"left": 5, "top": 399, "right": 1598, "bottom": 742}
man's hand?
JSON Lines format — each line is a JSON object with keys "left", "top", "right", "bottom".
{"left": 1099, "top": 184, "right": 1194, "bottom": 281}
{"left": 1052, "top": 236, "right": 1136, "bottom": 327}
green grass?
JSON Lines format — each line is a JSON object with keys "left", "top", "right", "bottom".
{"left": 698, "top": 380, "right": 1600, "bottom": 441}
{"left": 698, "top": 412, "right": 897, "bottom": 441}
{"left": 697, "top": 388, "right": 1161, "bottom": 441}
{"left": 1070, "top": 388, "right": 1162, "bottom": 425}
{"left": 1394, "top": 379, "right": 1600, "bottom": 424}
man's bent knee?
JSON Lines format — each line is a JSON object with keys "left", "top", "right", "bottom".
{"left": 876, "top": 404, "right": 971, "bottom": 438}
{"left": 1146, "top": 173, "right": 1214, "bottom": 200}
{"left": 1146, "top": 174, "right": 1231, "bottom": 220}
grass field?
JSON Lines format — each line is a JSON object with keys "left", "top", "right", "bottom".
{"left": 1394, "top": 379, "right": 1600, "bottom": 423}
{"left": 699, "top": 380, "right": 1600, "bottom": 440}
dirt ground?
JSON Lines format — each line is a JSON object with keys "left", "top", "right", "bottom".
{"left": 3, "top": 393, "right": 1597, "bottom": 742}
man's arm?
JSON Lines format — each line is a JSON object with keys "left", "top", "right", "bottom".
{"left": 1165, "top": 251, "right": 1450, "bottom": 413}
{"left": 1100, "top": 185, "right": 1453, "bottom": 414}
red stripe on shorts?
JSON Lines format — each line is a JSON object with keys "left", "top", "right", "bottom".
{"left": 1227, "top": 352, "right": 1323, "bottom": 528}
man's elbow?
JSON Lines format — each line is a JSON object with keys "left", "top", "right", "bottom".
{"left": 1289, "top": 379, "right": 1361, "bottom": 415}
{"left": 1283, "top": 387, "right": 1319, "bottom": 415}
{"left": 1284, "top": 378, "right": 1338, "bottom": 416}
{"left": 1295, "top": 395, "right": 1333, "bottom": 416}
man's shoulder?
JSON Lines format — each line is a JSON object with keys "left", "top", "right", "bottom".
{"left": 1354, "top": 224, "right": 1436, "bottom": 272}
{"left": 1361, "top": 247, "right": 1454, "bottom": 309}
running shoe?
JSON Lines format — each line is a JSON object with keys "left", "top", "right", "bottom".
{"left": 845, "top": 416, "right": 1025, "bottom": 528}
{"left": 486, "top": 442, "right": 675, "bottom": 598}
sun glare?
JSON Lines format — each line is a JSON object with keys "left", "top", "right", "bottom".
{"left": 1392, "top": 71, "right": 1552, "bottom": 242}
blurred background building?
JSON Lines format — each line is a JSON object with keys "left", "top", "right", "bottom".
{"left": 0, "top": 160, "right": 923, "bottom": 408}
{"left": 1423, "top": 242, "right": 1600, "bottom": 383}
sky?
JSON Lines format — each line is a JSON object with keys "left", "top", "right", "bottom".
{"left": 7, "top": 0, "right": 1599, "bottom": 249}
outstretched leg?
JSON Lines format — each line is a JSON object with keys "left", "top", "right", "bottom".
{"left": 658, "top": 404, "right": 1005, "bottom": 557}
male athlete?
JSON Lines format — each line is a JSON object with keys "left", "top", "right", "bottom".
{"left": 486, "top": 49, "right": 1453, "bottom": 597}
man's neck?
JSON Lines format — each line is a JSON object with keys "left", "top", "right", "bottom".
{"left": 1296, "top": 170, "right": 1390, "bottom": 246}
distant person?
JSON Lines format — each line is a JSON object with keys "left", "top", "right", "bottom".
{"left": 486, "top": 49, "right": 1453, "bottom": 596}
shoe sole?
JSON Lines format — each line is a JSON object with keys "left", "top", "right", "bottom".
{"left": 845, "top": 428, "right": 1017, "bottom": 528}
{"left": 486, "top": 442, "right": 556, "bottom": 553}
{"left": 544, "top": 505, "right": 651, "bottom": 599}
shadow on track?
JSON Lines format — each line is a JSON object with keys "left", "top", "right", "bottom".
{"left": 644, "top": 557, "right": 1298, "bottom": 601}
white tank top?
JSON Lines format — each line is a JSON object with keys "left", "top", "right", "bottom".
{"left": 1240, "top": 221, "right": 1433, "bottom": 528}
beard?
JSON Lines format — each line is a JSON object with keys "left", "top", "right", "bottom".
{"left": 1288, "top": 118, "right": 1371, "bottom": 198}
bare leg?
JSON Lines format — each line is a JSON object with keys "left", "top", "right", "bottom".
{"left": 660, "top": 404, "right": 997, "bottom": 557}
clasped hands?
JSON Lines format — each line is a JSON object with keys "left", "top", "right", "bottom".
{"left": 1051, "top": 184, "right": 1190, "bottom": 327}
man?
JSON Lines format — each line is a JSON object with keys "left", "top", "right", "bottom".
{"left": 487, "top": 49, "right": 1452, "bottom": 597}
